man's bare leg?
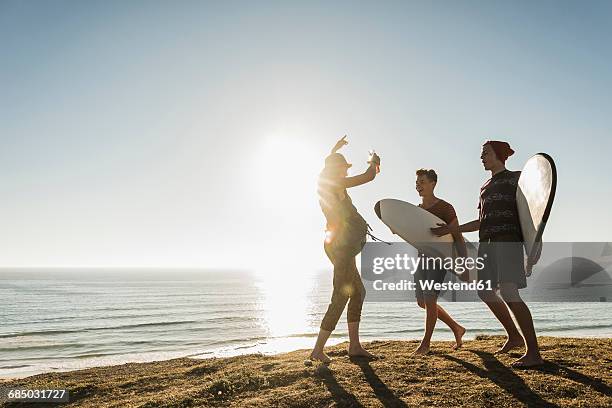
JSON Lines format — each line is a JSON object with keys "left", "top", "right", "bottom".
{"left": 436, "top": 305, "right": 466, "bottom": 350}
{"left": 414, "top": 295, "right": 438, "bottom": 355}
{"left": 500, "top": 284, "right": 543, "bottom": 367}
{"left": 479, "top": 290, "right": 525, "bottom": 353}
{"left": 416, "top": 299, "right": 465, "bottom": 350}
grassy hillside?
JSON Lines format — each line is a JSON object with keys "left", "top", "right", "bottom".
{"left": 1, "top": 336, "right": 611, "bottom": 407}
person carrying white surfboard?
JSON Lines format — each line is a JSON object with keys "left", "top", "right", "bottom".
{"left": 432, "top": 141, "right": 543, "bottom": 368}
{"left": 309, "top": 135, "right": 380, "bottom": 364}
{"left": 412, "top": 169, "right": 468, "bottom": 355}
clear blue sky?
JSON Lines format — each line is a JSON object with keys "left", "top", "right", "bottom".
{"left": 1, "top": 0, "right": 611, "bottom": 269}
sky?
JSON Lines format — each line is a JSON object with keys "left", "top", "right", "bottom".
{"left": 1, "top": 0, "right": 611, "bottom": 271}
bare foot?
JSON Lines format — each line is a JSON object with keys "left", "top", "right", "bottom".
{"left": 412, "top": 343, "right": 430, "bottom": 355}
{"left": 452, "top": 326, "right": 466, "bottom": 350}
{"left": 495, "top": 337, "right": 525, "bottom": 354}
{"left": 348, "top": 346, "right": 377, "bottom": 359}
{"left": 511, "top": 353, "right": 544, "bottom": 368}
{"left": 309, "top": 350, "right": 331, "bottom": 364}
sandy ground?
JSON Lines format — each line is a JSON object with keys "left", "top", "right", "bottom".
{"left": 1, "top": 335, "right": 611, "bottom": 407}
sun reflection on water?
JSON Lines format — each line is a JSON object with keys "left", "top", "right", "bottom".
{"left": 254, "top": 269, "right": 317, "bottom": 338}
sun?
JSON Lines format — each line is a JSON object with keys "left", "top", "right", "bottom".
{"left": 253, "top": 134, "right": 321, "bottom": 206}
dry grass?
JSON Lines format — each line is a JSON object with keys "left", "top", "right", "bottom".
{"left": 1, "top": 336, "right": 611, "bottom": 407}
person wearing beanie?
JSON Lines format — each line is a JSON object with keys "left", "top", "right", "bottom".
{"left": 485, "top": 140, "right": 515, "bottom": 163}
{"left": 431, "top": 140, "right": 543, "bottom": 368}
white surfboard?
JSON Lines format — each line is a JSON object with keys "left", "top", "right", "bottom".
{"left": 516, "top": 153, "right": 557, "bottom": 264}
{"left": 374, "top": 199, "right": 455, "bottom": 258}
{"left": 374, "top": 199, "right": 480, "bottom": 279}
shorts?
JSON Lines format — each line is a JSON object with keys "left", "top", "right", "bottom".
{"left": 413, "top": 264, "right": 447, "bottom": 300}
{"left": 478, "top": 240, "right": 526, "bottom": 289}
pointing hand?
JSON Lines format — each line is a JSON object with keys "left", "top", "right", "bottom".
{"left": 331, "top": 135, "right": 348, "bottom": 153}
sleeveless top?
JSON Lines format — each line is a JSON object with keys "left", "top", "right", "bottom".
{"left": 318, "top": 173, "right": 368, "bottom": 253}
{"left": 478, "top": 169, "right": 523, "bottom": 241}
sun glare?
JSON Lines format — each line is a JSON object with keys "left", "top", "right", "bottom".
{"left": 249, "top": 133, "right": 323, "bottom": 336}
{"left": 255, "top": 268, "right": 314, "bottom": 337}
{"left": 254, "top": 135, "right": 320, "bottom": 206}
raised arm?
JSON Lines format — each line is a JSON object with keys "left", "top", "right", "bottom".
{"left": 342, "top": 164, "right": 377, "bottom": 188}
{"left": 327, "top": 136, "right": 380, "bottom": 188}
{"left": 331, "top": 135, "right": 348, "bottom": 154}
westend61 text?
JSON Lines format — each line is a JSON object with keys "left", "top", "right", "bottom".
{"left": 373, "top": 280, "right": 493, "bottom": 292}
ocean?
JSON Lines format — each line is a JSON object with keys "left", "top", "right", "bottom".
{"left": 1, "top": 269, "right": 611, "bottom": 378}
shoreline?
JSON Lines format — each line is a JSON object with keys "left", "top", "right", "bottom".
{"left": 1, "top": 336, "right": 610, "bottom": 407}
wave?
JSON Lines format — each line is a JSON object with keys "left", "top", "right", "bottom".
{"left": 543, "top": 324, "right": 612, "bottom": 331}
{"left": 197, "top": 315, "right": 261, "bottom": 324}
{"left": 208, "top": 336, "right": 268, "bottom": 346}
{"left": 0, "top": 329, "right": 81, "bottom": 338}
{"left": 0, "top": 343, "right": 83, "bottom": 352}
{"left": 233, "top": 344, "right": 262, "bottom": 350}
{"left": 95, "top": 320, "right": 197, "bottom": 331}
{"left": 0, "top": 320, "right": 198, "bottom": 339}
{"left": 284, "top": 332, "right": 318, "bottom": 338}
